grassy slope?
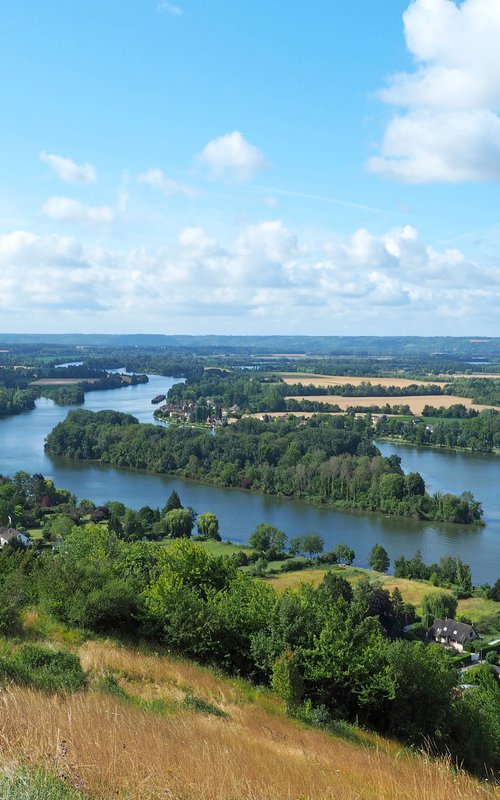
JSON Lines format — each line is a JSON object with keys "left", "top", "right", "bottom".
{"left": 0, "top": 622, "right": 494, "bottom": 800}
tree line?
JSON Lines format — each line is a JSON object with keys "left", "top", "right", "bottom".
{"left": 45, "top": 411, "right": 483, "bottom": 524}
{"left": 375, "top": 410, "right": 500, "bottom": 453}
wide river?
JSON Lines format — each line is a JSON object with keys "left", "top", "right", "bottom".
{"left": 1, "top": 374, "right": 499, "bottom": 583}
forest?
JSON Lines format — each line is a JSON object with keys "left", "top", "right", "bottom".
{"left": 45, "top": 410, "right": 483, "bottom": 524}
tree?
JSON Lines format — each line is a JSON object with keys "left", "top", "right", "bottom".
{"left": 300, "top": 533, "right": 325, "bottom": 558}
{"left": 368, "top": 543, "right": 390, "bottom": 573}
{"left": 271, "top": 647, "right": 304, "bottom": 713}
{"left": 421, "top": 592, "right": 458, "bottom": 629}
{"left": 490, "top": 578, "right": 500, "bottom": 602}
{"left": 163, "top": 490, "right": 182, "bottom": 514}
{"left": 163, "top": 508, "right": 195, "bottom": 538}
{"left": 333, "top": 543, "right": 355, "bottom": 565}
{"left": 405, "top": 472, "right": 425, "bottom": 496}
{"left": 249, "top": 524, "right": 287, "bottom": 556}
{"left": 197, "top": 512, "right": 221, "bottom": 540}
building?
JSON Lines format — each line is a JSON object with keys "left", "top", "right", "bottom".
{"left": 428, "top": 617, "right": 480, "bottom": 653}
{"left": 0, "top": 527, "right": 31, "bottom": 548}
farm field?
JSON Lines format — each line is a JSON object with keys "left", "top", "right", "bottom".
{"left": 30, "top": 378, "right": 98, "bottom": 386}
{"left": 285, "top": 394, "right": 497, "bottom": 414}
{"left": 279, "top": 373, "right": 447, "bottom": 388}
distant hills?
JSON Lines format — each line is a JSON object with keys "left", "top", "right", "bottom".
{"left": 0, "top": 333, "right": 499, "bottom": 358}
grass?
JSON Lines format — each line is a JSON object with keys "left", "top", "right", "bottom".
{"left": 162, "top": 538, "right": 253, "bottom": 557}
{"left": 0, "top": 768, "right": 86, "bottom": 799}
{"left": 265, "top": 564, "right": 453, "bottom": 608}
{"left": 0, "top": 635, "right": 494, "bottom": 800}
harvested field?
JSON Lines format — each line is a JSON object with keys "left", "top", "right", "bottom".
{"left": 280, "top": 373, "right": 447, "bottom": 389}
{"left": 286, "top": 394, "right": 496, "bottom": 414}
{"left": 30, "top": 378, "right": 98, "bottom": 386}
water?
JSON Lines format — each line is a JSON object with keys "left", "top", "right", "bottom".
{"left": 0, "top": 377, "right": 499, "bottom": 583}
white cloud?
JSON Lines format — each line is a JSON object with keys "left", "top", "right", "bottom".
{"left": 369, "top": 0, "right": 500, "bottom": 183}
{"left": 157, "top": 1, "right": 182, "bottom": 15}
{"left": 1, "top": 221, "right": 498, "bottom": 333}
{"left": 41, "top": 196, "right": 117, "bottom": 225}
{"left": 138, "top": 169, "right": 200, "bottom": 198}
{"left": 198, "top": 131, "right": 268, "bottom": 182}
{"left": 39, "top": 152, "right": 96, "bottom": 184}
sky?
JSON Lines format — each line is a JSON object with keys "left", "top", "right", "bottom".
{"left": 0, "top": 0, "right": 500, "bottom": 336}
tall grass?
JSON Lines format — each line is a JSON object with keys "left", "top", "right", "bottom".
{"left": 0, "top": 678, "right": 493, "bottom": 800}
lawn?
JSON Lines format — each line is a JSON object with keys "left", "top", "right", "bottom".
{"left": 162, "top": 538, "right": 252, "bottom": 558}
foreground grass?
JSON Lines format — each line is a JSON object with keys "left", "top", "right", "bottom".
{"left": 0, "top": 635, "right": 494, "bottom": 800}
{"left": 0, "top": 768, "right": 85, "bottom": 799}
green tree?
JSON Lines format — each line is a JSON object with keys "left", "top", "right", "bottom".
{"left": 197, "top": 512, "right": 221, "bottom": 540}
{"left": 163, "top": 490, "right": 182, "bottom": 514}
{"left": 421, "top": 592, "right": 458, "bottom": 629}
{"left": 300, "top": 533, "right": 325, "bottom": 558}
{"left": 368, "top": 543, "right": 390, "bottom": 573}
{"left": 333, "top": 543, "right": 355, "bottom": 565}
{"left": 271, "top": 647, "right": 304, "bottom": 713}
{"left": 163, "top": 508, "right": 195, "bottom": 538}
{"left": 249, "top": 524, "right": 287, "bottom": 556}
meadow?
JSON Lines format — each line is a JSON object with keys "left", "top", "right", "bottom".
{"left": 0, "top": 632, "right": 494, "bottom": 800}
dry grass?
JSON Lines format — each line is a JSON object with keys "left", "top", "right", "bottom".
{"left": 285, "top": 394, "right": 496, "bottom": 414}
{"left": 0, "top": 681, "right": 492, "bottom": 800}
{"left": 266, "top": 568, "right": 452, "bottom": 607}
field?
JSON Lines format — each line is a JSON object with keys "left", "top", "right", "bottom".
{"left": 285, "top": 394, "right": 496, "bottom": 414}
{"left": 265, "top": 565, "right": 454, "bottom": 606}
{"left": 280, "top": 373, "right": 447, "bottom": 389}
{"left": 0, "top": 632, "right": 493, "bottom": 800}
{"left": 30, "top": 378, "right": 98, "bottom": 386}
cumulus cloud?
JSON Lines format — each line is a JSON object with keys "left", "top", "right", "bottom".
{"left": 41, "top": 197, "right": 117, "bottom": 225}
{"left": 1, "top": 221, "right": 498, "bottom": 332}
{"left": 138, "top": 169, "right": 200, "bottom": 198}
{"left": 369, "top": 0, "right": 500, "bottom": 183}
{"left": 198, "top": 131, "right": 268, "bottom": 182}
{"left": 39, "top": 152, "right": 96, "bottom": 184}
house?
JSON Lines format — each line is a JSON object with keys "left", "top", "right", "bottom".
{"left": 428, "top": 617, "right": 480, "bottom": 653}
{"left": 0, "top": 527, "right": 31, "bottom": 548}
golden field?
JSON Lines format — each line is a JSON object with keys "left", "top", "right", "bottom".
{"left": 280, "top": 373, "right": 447, "bottom": 389}
{"left": 0, "top": 638, "right": 494, "bottom": 800}
{"left": 285, "top": 394, "right": 496, "bottom": 414}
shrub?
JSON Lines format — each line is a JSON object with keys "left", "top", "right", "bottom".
{"left": 183, "top": 691, "right": 228, "bottom": 717}
{"left": 6, "top": 644, "right": 86, "bottom": 693}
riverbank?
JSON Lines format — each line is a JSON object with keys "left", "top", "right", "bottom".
{"left": 376, "top": 435, "right": 500, "bottom": 457}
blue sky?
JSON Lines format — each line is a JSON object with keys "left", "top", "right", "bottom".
{"left": 0, "top": 0, "right": 499, "bottom": 335}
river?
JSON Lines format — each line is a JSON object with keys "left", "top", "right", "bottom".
{"left": 0, "top": 374, "right": 499, "bottom": 583}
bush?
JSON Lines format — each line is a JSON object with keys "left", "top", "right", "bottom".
{"left": 2, "top": 644, "right": 86, "bottom": 693}
{"left": 279, "top": 559, "right": 308, "bottom": 573}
